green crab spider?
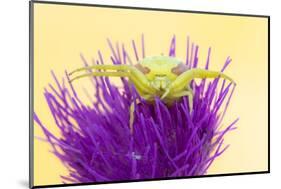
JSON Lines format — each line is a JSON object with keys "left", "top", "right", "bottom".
{"left": 69, "top": 56, "right": 235, "bottom": 132}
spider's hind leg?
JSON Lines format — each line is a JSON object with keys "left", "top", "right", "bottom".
{"left": 129, "top": 94, "right": 153, "bottom": 134}
{"left": 172, "top": 90, "right": 194, "bottom": 113}
{"left": 129, "top": 102, "right": 135, "bottom": 134}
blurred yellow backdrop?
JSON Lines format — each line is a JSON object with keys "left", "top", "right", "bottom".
{"left": 33, "top": 3, "right": 268, "bottom": 186}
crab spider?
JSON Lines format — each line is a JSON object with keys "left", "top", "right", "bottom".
{"left": 69, "top": 56, "right": 235, "bottom": 132}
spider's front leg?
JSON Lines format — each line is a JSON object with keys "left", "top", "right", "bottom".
{"left": 161, "top": 68, "right": 235, "bottom": 112}
{"left": 173, "top": 90, "right": 194, "bottom": 112}
{"left": 69, "top": 64, "right": 155, "bottom": 133}
{"left": 171, "top": 68, "right": 235, "bottom": 90}
{"left": 69, "top": 64, "right": 155, "bottom": 95}
{"left": 161, "top": 87, "right": 194, "bottom": 112}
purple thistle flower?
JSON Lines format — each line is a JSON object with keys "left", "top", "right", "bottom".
{"left": 34, "top": 35, "right": 238, "bottom": 184}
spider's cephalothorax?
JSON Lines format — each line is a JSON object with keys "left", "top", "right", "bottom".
{"left": 69, "top": 55, "right": 235, "bottom": 131}
{"left": 135, "top": 56, "right": 195, "bottom": 103}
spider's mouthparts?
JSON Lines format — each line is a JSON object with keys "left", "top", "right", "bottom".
{"left": 151, "top": 76, "right": 171, "bottom": 91}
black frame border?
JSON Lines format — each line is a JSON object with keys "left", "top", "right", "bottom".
{"left": 29, "top": 0, "right": 270, "bottom": 188}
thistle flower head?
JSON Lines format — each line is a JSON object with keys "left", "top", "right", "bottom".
{"left": 34, "top": 35, "right": 238, "bottom": 183}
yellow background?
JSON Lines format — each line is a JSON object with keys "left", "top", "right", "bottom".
{"left": 33, "top": 3, "right": 268, "bottom": 186}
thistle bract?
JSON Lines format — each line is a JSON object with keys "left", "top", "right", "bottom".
{"left": 34, "top": 35, "right": 238, "bottom": 183}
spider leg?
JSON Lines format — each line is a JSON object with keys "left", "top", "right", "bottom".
{"left": 129, "top": 102, "right": 135, "bottom": 133}
{"left": 161, "top": 68, "right": 234, "bottom": 110}
{"left": 69, "top": 65, "right": 156, "bottom": 134}
{"left": 129, "top": 93, "right": 153, "bottom": 134}
{"left": 128, "top": 67, "right": 156, "bottom": 94}
{"left": 69, "top": 63, "right": 159, "bottom": 131}
{"left": 172, "top": 90, "right": 194, "bottom": 112}
{"left": 69, "top": 64, "right": 131, "bottom": 75}
{"left": 162, "top": 68, "right": 234, "bottom": 98}
{"left": 187, "top": 85, "right": 194, "bottom": 96}
{"left": 69, "top": 72, "right": 129, "bottom": 82}
{"left": 69, "top": 64, "right": 156, "bottom": 95}
{"left": 171, "top": 68, "right": 235, "bottom": 90}
{"left": 70, "top": 70, "right": 154, "bottom": 96}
